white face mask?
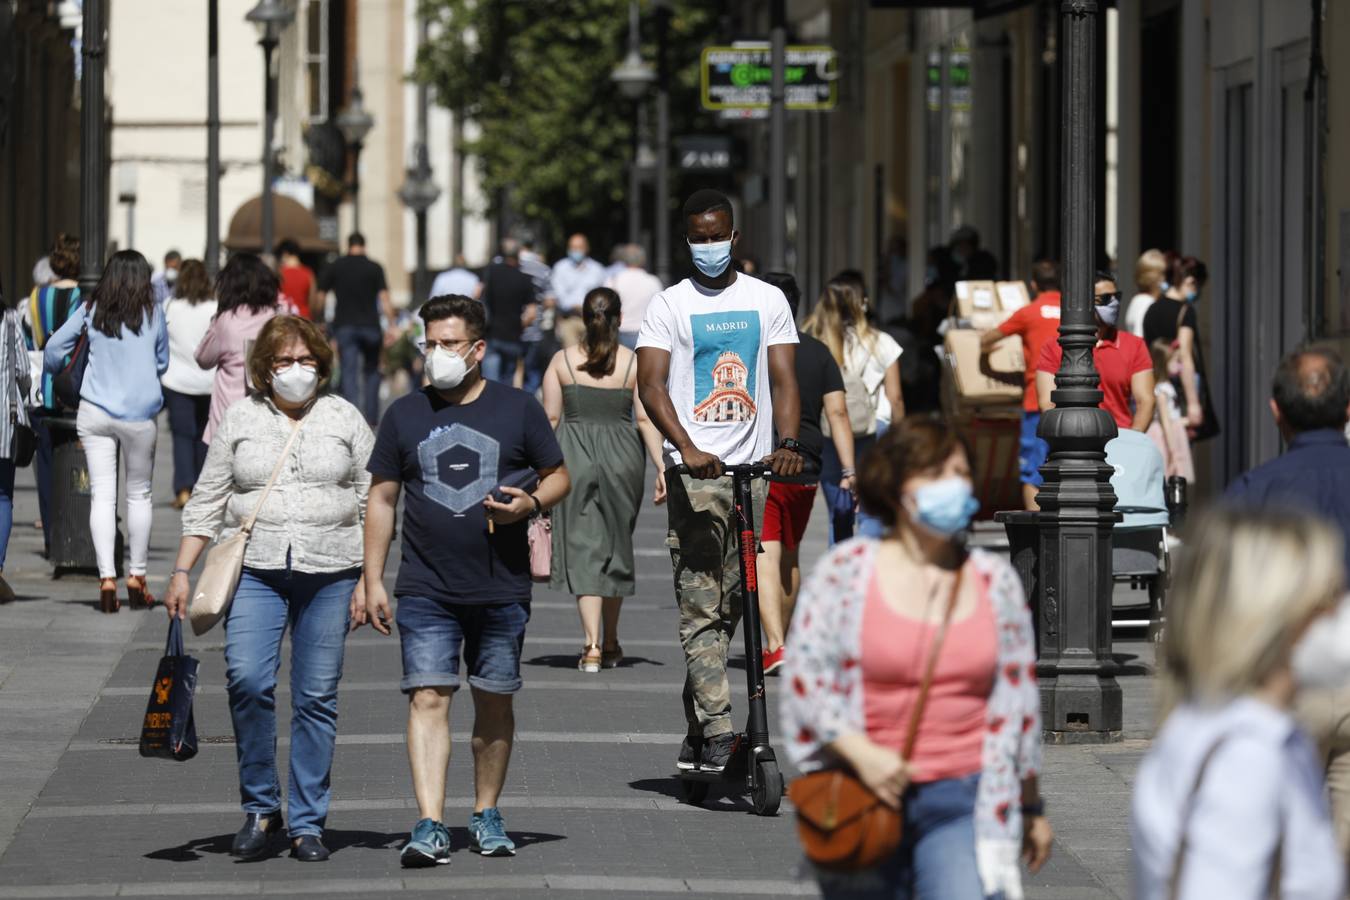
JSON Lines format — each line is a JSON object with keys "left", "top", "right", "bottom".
{"left": 1292, "top": 598, "right": 1350, "bottom": 689}
{"left": 426, "top": 345, "right": 476, "bottom": 390}
{"left": 271, "top": 363, "right": 319, "bottom": 404}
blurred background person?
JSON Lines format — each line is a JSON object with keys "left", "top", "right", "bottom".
{"left": 275, "top": 239, "right": 316, "bottom": 320}
{"left": 166, "top": 315, "right": 373, "bottom": 863}
{"left": 151, "top": 249, "right": 182, "bottom": 305}
{"left": 1132, "top": 507, "right": 1345, "bottom": 900}
{"left": 161, "top": 259, "right": 217, "bottom": 509}
{"left": 1124, "top": 248, "right": 1167, "bottom": 338}
{"left": 197, "top": 254, "right": 279, "bottom": 445}
{"left": 605, "top": 244, "right": 663, "bottom": 351}
{"left": 1144, "top": 255, "right": 1209, "bottom": 443}
{"left": 948, "top": 224, "right": 998, "bottom": 280}
{"left": 428, "top": 254, "right": 481, "bottom": 300}
{"left": 541, "top": 287, "right": 665, "bottom": 672}
{"left": 884, "top": 245, "right": 955, "bottom": 417}
{"left": 1145, "top": 341, "right": 1195, "bottom": 483}
{"left": 0, "top": 275, "right": 32, "bottom": 604}
{"left": 317, "top": 233, "right": 395, "bottom": 425}
{"left": 517, "top": 233, "right": 557, "bottom": 396}
{"left": 802, "top": 271, "right": 903, "bottom": 543}
{"left": 755, "top": 272, "right": 853, "bottom": 675}
{"left": 551, "top": 233, "right": 605, "bottom": 347}
{"left": 31, "top": 256, "right": 54, "bottom": 292}
{"left": 782, "top": 419, "right": 1050, "bottom": 899}
{"left": 22, "top": 233, "right": 83, "bottom": 556}
{"left": 44, "top": 250, "right": 167, "bottom": 613}
{"left": 479, "top": 238, "right": 538, "bottom": 387}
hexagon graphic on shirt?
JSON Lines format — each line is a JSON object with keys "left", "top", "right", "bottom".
{"left": 417, "top": 423, "right": 500, "bottom": 515}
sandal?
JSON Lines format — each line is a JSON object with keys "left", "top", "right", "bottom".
{"left": 601, "top": 643, "right": 624, "bottom": 669}
{"left": 99, "top": 579, "right": 120, "bottom": 614}
{"left": 578, "top": 644, "right": 602, "bottom": 674}
{"left": 126, "top": 576, "right": 154, "bottom": 610}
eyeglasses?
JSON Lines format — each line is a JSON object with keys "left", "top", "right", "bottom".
{"left": 416, "top": 338, "right": 476, "bottom": 354}
{"left": 1094, "top": 291, "right": 1122, "bottom": 305}
{"left": 270, "top": 355, "right": 318, "bottom": 373}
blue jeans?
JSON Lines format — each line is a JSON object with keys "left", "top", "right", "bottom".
{"left": 855, "top": 421, "right": 889, "bottom": 538}
{"left": 817, "top": 775, "right": 984, "bottom": 900}
{"left": 224, "top": 564, "right": 359, "bottom": 837}
{"left": 0, "top": 458, "right": 14, "bottom": 570}
{"left": 1019, "top": 411, "right": 1049, "bottom": 488}
{"left": 33, "top": 413, "right": 54, "bottom": 555}
{"left": 396, "top": 597, "right": 530, "bottom": 694}
{"left": 162, "top": 387, "right": 210, "bottom": 493}
{"left": 334, "top": 325, "right": 383, "bottom": 424}
{"left": 481, "top": 340, "right": 523, "bottom": 385}
{"left": 521, "top": 339, "right": 551, "bottom": 395}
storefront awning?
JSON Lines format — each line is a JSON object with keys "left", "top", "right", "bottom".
{"left": 223, "top": 195, "right": 337, "bottom": 254}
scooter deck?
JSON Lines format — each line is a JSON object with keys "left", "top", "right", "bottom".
{"left": 675, "top": 736, "right": 750, "bottom": 782}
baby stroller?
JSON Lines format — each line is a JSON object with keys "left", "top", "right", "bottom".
{"left": 1104, "top": 430, "right": 1172, "bottom": 637}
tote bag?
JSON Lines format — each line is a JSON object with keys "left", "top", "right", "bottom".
{"left": 138, "top": 619, "right": 200, "bottom": 762}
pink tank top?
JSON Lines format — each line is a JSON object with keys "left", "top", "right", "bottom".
{"left": 860, "top": 570, "right": 997, "bottom": 783}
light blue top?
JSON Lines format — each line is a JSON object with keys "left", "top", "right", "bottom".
{"left": 43, "top": 302, "right": 169, "bottom": 421}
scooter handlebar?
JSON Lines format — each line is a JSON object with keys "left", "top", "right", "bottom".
{"left": 670, "top": 462, "right": 772, "bottom": 479}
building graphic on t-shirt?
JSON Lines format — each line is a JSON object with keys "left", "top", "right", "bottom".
{"left": 693, "top": 350, "right": 756, "bottom": 422}
{"left": 690, "top": 310, "right": 761, "bottom": 425}
{"left": 417, "top": 422, "right": 499, "bottom": 515}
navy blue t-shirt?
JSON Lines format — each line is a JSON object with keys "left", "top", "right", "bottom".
{"left": 367, "top": 381, "right": 564, "bottom": 605}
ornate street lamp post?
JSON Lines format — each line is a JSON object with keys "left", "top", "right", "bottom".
{"left": 246, "top": 0, "right": 295, "bottom": 258}
{"left": 400, "top": 10, "right": 440, "bottom": 308}
{"left": 336, "top": 83, "right": 375, "bottom": 235}
{"left": 79, "top": 0, "right": 107, "bottom": 296}
{"left": 611, "top": 0, "right": 656, "bottom": 248}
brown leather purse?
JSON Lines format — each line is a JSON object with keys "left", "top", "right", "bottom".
{"left": 788, "top": 566, "right": 964, "bottom": 871}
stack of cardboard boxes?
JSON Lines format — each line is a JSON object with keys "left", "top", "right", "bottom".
{"left": 941, "top": 281, "right": 1033, "bottom": 517}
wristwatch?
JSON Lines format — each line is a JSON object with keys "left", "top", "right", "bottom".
{"left": 528, "top": 494, "right": 543, "bottom": 517}
{"left": 1021, "top": 799, "right": 1046, "bottom": 818}
{"left": 777, "top": 437, "right": 802, "bottom": 453}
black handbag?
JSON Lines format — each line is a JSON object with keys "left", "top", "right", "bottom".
{"left": 52, "top": 305, "right": 90, "bottom": 412}
{"left": 138, "top": 618, "right": 200, "bottom": 761}
{"left": 10, "top": 414, "right": 35, "bottom": 468}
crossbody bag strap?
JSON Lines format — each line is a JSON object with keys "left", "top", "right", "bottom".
{"left": 900, "top": 562, "right": 965, "bottom": 759}
{"left": 239, "top": 417, "right": 305, "bottom": 535}
{"left": 1167, "top": 735, "right": 1229, "bottom": 900}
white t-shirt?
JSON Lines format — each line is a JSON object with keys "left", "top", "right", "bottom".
{"left": 843, "top": 329, "right": 903, "bottom": 425}
{"left": 1124, "top": 292, "right": 1156, "bottom": 338}
{"left": 637, "top": 274, "right": 798, "bottom": 467}
{"left": 606, "top": 267, "right": 665, "bottom": 333}
{"left": 161, "top": 297, "right": 218, "bottom": 396}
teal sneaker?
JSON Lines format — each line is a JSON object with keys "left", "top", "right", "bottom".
{"left": 400, "top": 817, "right": 451, "bottom": 868}
{"left": 468, "top": 807, "right": 516, "bottom": 857}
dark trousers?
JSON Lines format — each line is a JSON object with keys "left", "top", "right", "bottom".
{"left": 335, "top": 325, "right": 383, "bottom": 424}
{"left": 32, "top": 413, "right": 54, "bottom": 556}
{"left": 163, "top": 387, "right": 211, "bottom": 493}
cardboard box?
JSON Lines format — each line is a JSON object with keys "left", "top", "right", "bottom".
{"left": 942, "top": 329, "right": 1025, "bottom": 409}
{"left": 954, "top": 280, "right": 999, "bottom": 320}
{"left": 996, "top": 281, "right": 1032, "bottom": 312}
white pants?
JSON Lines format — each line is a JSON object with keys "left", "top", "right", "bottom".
{"left": 76, "top": 403, "right": 157, "bottom": 579}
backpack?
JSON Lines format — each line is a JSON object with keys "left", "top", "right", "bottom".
{"left": 822, "top": 338, "right": 881, "bottom": 438}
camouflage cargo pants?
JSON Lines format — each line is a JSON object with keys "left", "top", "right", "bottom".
{"left": 665, "top": 471, "right": 768, "bottom": 739}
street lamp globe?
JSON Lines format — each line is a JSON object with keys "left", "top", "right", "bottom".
{"left": 336, "top": 87, "right": 376, "bottom": 147}
{"left": 398, "top": 153, "right": 441, "bottom": 215}
{"left": 611, "top": 48, "right": 656, "bottom": 100}
{"left": 245, "top": 0, "right": 295, "bottom": 44}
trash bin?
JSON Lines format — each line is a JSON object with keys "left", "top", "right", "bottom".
{"left": 47, "top": 414, "right": 123, "bottom": 575}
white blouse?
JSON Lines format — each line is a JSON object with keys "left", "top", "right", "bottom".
{"left": 181, "top": 393, "right": 374, "bottom": 573}
{"left": 1131, "top": 696, "right": 1344, "bottom": 900}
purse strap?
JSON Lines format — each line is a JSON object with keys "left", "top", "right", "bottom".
{"left": 899, "top": 562, "right": 965, "bottom": 759}
{"left": 239, "top": 416, "right": 305, "bottom": 535}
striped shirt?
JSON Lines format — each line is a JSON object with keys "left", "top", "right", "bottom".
{"left": 0, "top": 309, "right": 33, "bottom": 460}
{"left": 22, "top": 285, "right": 83, "bottom": 411}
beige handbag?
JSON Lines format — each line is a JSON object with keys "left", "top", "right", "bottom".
{"left": 188, "top": 420, "right": 304, "bottom": 636}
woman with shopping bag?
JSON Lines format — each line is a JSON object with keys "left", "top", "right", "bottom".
{"left": 163, "top": 315, "right": 374, "bottom": 863}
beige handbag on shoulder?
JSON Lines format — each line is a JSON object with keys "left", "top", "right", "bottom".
{"left": 189, "top": 419, "right": 304, "bottom": 636}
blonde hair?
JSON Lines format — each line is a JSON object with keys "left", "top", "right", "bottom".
{"left": 1135, "top": 249, "right": 1167, "bottom": 296}
{"left": 1159, "top": 507, "right": 1345, "bottom": 718}
{"left": 802, "top": 276, "right": 877, "bottom": 368}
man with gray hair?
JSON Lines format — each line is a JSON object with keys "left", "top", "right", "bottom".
{"left": 604, "top": 243, "right": 663, "bottom": 349}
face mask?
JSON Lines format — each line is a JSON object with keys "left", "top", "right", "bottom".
{"left": 907, "top": 477, "right": 980, "bottom": 537}
{"left": 1184, "top": 290, "right": 1199, "bottom": 303}
{"left": 272, "top": 363, "right": 318, "bottom": 404}
{"left": 687, "top": 239, "right": 732, "bottom": 278}
{"left": 164, "top": 269, "right": 178, "bottom": 284}
{"left": 568, "top": 249, "right": 586, "bottom": 264}
{"left": 1094, "top": 298, "right": 1121, "bottom": 328}
{"left": 426, "top": 345, "right": 475, "bottom": 390}
{"left": 1292, "top": 599, "right": 1350, "bottom": 689}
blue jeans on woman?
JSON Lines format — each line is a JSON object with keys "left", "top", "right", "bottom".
{"left": 817, "top": 774, "right": 984, "bottom": 900}
{"left": 821, "top": 433, "right": 878, "bottom": 544}
{"left": 224, "top": 563, "right": 359, "bottom": 838}
{"left": 0, "top": 458, "right": 15, "bottom": 570}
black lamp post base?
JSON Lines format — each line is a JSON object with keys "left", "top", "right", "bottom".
{"left": 1040, "top": 671, "right": 1123, "bottom": 744}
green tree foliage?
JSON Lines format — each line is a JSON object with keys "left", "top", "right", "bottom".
{"left": 415, "top": 0, "right": 720, "bottom": 256}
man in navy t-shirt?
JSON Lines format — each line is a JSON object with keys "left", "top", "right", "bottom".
{"left": 363, "top": 295, "right": 569, "bottom": 868}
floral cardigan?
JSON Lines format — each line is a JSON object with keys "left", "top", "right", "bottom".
{"left": 781, "top": 539, "right": 1042, "bottom": 893}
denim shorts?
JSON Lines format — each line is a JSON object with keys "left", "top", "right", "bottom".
{"left": 395, "top": 597, "right": 530, "bottom": 695}
{"left": 1019, "top": 411, "right": 1050, "bottom": 487}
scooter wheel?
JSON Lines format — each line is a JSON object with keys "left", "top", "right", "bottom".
{"left": 752, "top": 759, "right": 783, "bottom": 816}
{"left": 682, "top": 778, "right": 710, "bottom": 806}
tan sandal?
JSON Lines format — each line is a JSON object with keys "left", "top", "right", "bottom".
{"left": 578, "top": 644, "right": 602, "bottom": 674}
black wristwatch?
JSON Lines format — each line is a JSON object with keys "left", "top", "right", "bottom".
{"left": 1021, "top": 799, "right": 1046, "bottom": 818}
{"left": 777, "top": 437, "right": 802, "bottom": 453}
{"left": 528, "top": 494, "right": 543, "bottom": 517}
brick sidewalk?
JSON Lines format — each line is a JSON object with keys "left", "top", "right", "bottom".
{"left": 0, "top": 424, "right": 1153, "bottom": 898}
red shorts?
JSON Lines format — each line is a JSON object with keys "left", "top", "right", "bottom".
{"left": 761, "top": 481, "right": 817, "bottom": 551}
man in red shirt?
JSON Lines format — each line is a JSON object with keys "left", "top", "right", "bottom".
{"left": 982, "top": 259, "right": 1061, "bottom": 509}
{"left": 1036, "top": 271, "right": 1155, "bottom": 436}
{"left": 276, "top": 238, "right": 316, "bottom": 319}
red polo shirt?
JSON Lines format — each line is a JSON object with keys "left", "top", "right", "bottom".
{"left": 997, "top": 291, "right": 1061, "bottom": 413}
{"left": 1037, "top": 329, "right": 1151, "bottom": 429}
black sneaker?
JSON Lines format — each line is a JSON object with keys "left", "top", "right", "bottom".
{"left": 677, "top": 734, "right": 703, "bottom": 771}
{"left": 699, "top": 733, "right": 739, "bottom": 773}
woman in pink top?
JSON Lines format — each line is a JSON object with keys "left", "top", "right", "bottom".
{"left": 196, "top": 254, "right": 279, "bottom": 444}
{"left": 782, "top": 420, "right": 1052, "bottom": 899}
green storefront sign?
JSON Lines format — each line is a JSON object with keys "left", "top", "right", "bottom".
{"left": 700, "top": 45, "right": 838, "bottom": 111}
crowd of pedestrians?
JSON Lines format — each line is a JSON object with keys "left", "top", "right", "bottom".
{"left": 9, "top": 187, "right": 1350, "bottom": 900}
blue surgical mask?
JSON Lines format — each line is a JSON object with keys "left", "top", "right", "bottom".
{"left": 687, "top": 239, "right": 732, "bottom": 278}
{"left": 1184, "top": 289, "right": 1198, "bottom": 303}
{"left": 908, "top": 477, "right": 979, "bottom": 537}
{"left": 568, "top": 249, "right": 586, "bottom": 264}
{"left": 1094, "top": 297, "right": 1121, "bottom": 327}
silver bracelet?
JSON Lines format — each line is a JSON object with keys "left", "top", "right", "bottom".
{"left": 172, "top": 567, "right": 191, "bottom": 577}
{"left": 840, "top": 468, "right": 856, "bottom": 478}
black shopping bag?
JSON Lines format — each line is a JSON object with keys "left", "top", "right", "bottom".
{"left": 138, "top": 618, "right": 200, "bottom": 761}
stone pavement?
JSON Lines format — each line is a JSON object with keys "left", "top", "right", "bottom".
{"left": 0, "top": 423, "right": 1155, "bottom": 899}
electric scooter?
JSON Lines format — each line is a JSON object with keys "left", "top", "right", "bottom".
{"left": 673, "top": 462, "right": 784, "bottom": 816}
